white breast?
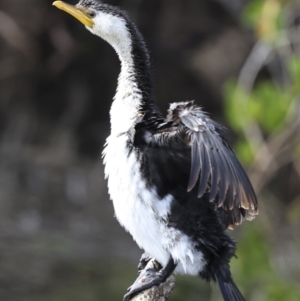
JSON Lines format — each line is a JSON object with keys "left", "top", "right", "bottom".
{"left": 103, "top": 133, "right": 205, "bottom": 275}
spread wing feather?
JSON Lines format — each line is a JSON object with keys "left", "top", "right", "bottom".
{"left": 188, "top": 134, "right": 200, "bottom": 191}
{"left": 167, "top": 101, "right": 258, "bottom": 227}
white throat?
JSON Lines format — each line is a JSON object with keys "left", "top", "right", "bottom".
{"left": 87, "top": 12, "right": 142, "bottom": 135}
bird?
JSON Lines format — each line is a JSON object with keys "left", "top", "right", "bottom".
{"left": 53, "top": 1, "right": 258, "bottom": 301}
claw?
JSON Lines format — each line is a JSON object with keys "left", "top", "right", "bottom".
{"left": 126, "top": 285, "right": 132, "bottom": 293}
{"left": 124, "top": 258, "right": 176, "bottom": 301}
{"left": 124, "top": 258, "right": 162, "bottom": 301}
{"left": 123, "top": 266, "right": 161, "bottom": 301}
{"left": 138, "top": 252, "right": 152, "bottom": 271}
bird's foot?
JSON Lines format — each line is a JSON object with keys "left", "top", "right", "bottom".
{"left": 137, "top": 252, "right": 155, "bottom": 272}
{"left": 124, "top": 259, "right": 164, "bottom": 301}
{"left": 123, "top": 257, "right": 176, "bottom": 301}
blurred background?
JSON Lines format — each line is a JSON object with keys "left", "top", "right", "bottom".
{"left": 0, "top": 0, "right": 300, "bottom": 300}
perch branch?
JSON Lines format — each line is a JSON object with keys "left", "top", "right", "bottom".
{"left": 128, "top": 259, "right": 176, "bottom": 301}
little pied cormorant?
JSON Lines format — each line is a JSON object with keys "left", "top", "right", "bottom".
{"left": 53, "top": 1, "right": 258, "bottom": 301}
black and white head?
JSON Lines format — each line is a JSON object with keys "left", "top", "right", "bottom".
{"left": 53, "top": 0, "right": 134, "bottom": 52}
{"left": 53, "top": 0, "right": 154, "bottom": 108}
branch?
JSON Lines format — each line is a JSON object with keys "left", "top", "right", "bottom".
{"left": 128, "top": 259, "right": 176, "bottom": 301}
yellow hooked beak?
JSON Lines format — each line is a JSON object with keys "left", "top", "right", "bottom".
{"left": 53, "top": 1, "right": 94, "bottom": 28}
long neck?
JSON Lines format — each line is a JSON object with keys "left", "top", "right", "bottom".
{"left": 109, "top": 20, "right": 160, "bottom": 134}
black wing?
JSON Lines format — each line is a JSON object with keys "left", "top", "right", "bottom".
{"left": 134, "top": 101, "right": 258, "bottom": 228}
{"left": 167, "top": 101, "right": 258, "bottom": 227}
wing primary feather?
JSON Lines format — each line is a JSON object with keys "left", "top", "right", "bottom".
{"left": 187, "top": 134, "right": 201, "bottom": 192}
{"left": 230, "top": 154, "right": 257, "bottom": 209}
{"left": 215, "top": 148, "right": 229, "bottom": 207}
{"left": 227, "top": 154, "right": 246, "bottom": 209}
{"left": 205, "top": 134, "right": 219, "bottom": 201}
{"left": 226, "top": 149, "right": 257, "bottom": 211}
{"left": 172, "top": 102, "right": 257, "bottom": 222}
{"left": 218, "top": 146, "right": 241, "bottom": 207}
{"left": 217, "top": 154, "right": 229, "bottom": 207}
{"left": 209, "top": 133, "right": 230, "bottom": 206}
{"left": 197, "top": 139, "right": 210, "bottom": 197}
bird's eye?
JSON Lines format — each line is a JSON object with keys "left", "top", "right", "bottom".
{"left": 89, "top": 11, "right": 96, "bottom": 17}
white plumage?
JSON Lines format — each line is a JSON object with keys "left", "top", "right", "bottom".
{"left": 98, "top": 14, "right": 206, "bottom": 272}
{"left": 103, "top": 132, "right": 205, "bottom": 274}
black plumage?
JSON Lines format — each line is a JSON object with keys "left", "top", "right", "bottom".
{"left": 135, "top": 101, "right": 257, "bottom": 229}
{"left": 131, "top": 100, "right": 257, "bottom": 301}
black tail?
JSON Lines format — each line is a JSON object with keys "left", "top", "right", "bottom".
{"left": 215, "top": 268, "right": 245, "bottom": 301}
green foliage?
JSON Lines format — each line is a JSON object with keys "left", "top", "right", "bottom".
{"left": 234, "top": 139, "right": 254, "bottom": 165}
{"left": 230, "top": 223, "right": 300, "bottom": 301}
{"left": 231, "top": 224, "right": 271, "bottom": 285}
{"left": 225, "top": 82, "right": 251, "bottom": 133}
{"left": 242, "top": 0, "right": 266, "bottom": 27}
{"left": 225, "top": 78, "right": 295, "bottom": 136}
{"left": 224, "top": 1, "right": 300, "bottom": 301}
{"left": 267, "top": 283, "right": 300, "bottom": 301}
{"left": 242, "top": 0, "right": 285, "bottom": 41}
{"left": 225, "top": 51, "right": 300, "bottom": 168}
{"left": 249, "top": 81, "right": 292, "bottom": 132}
